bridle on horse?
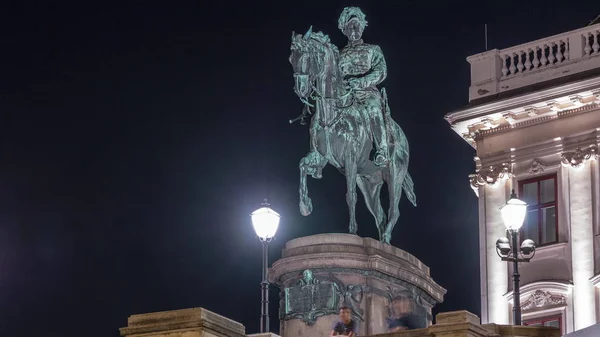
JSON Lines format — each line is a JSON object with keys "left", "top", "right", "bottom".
{"left": 290, "top": 70, "right": 355, "bottom": 125}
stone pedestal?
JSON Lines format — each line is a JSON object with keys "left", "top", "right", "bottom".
{"left": 269, "top": 234, "right": 446, "bottom": 337}
{"left": 119, "top": 307, "right": 246, "bottom": 337}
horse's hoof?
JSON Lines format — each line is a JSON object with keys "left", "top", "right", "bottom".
{"left": 380, "top": 234, "right": 391, "bottom": 244}
{"left": 349, "top": 226, "right": 357, "bottom": 235}
{"left": 299, "top": 198, "right": 313, "bottom": 216}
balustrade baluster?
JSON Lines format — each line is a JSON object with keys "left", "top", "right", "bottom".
{"left": 501, "top": 54, "right": 508, "bottom": 77}
{"left": 563, "top": 39, "right": 569, "bottom": 60}
{"left": 584, "top": 32, "right": 592, "bottom": 55}
{"left": 509, "top": 53, "right": 516, "bottom": 75}
{"left": 516, "top": 51, "right": 524, "bottom": 72}
{"left": 549, "top": 42, "right": 556, "bottom": 64}
{"left": 533, "top": 46, "right": 540, "bottom": 68}
{"left": 540, "top": 44, "right": 548, "bottom": 66}
{"left": 524, "top": 48, "right": 532, "bottom": 70}
{"left": 556, "top": 41, "right": 563, "bottom": 63}
{"left": 593, "top": 31, "right": 599, "bottom": 54}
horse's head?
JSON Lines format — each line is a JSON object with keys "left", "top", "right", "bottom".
{"left": 289, "top": 27, "right": 316, "bottom": 99}
{"left": 290, "top": 27, "right": 339, "bottom": 100}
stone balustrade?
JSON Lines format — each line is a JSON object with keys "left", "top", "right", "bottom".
{"left": 119, "top": 307, "right": 561, "bottom": 337}
{"left": 467, "top": 23, "right": 600, "bottom": 103}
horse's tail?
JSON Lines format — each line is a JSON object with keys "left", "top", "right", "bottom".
{"left": 402, "top": 172, "right": 417, "bottom": 207}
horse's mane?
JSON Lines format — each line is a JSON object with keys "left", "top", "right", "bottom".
{"left": 308, "top": 31, "right": 339, "bottom": 56}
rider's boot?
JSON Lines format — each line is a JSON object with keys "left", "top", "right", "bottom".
{"left": 373, "top": 112, "right": 390, "bottom": 167}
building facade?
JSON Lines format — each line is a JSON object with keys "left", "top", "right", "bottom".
{"left": 445, "top": 23, "right": 600, "bottom": 335}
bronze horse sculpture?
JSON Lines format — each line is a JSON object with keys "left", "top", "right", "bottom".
{"left": 289, "top": 28, "right": 416, "bottom": 244}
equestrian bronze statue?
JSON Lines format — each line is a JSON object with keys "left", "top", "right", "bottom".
{"left": 289, "top": 7, "right": 416, "bottom": 244}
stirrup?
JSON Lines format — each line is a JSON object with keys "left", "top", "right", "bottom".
{"left": 374, "top": 153, "right": 389, "bottom": 166}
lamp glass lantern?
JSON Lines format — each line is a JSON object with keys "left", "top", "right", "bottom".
{"left": 499, "top": 190, "right": 528, "bottom": 231}
{"left": 251, "top": 205, "right": 280, "bottom": 241}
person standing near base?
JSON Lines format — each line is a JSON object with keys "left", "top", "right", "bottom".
{"left": 331, "top": 307, "right": 357, "bottom": 337}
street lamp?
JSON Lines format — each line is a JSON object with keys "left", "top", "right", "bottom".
{"left": 251, "top": 199, "right": 280, "bottom": 333}
{"left": 495, "top": 189, "right": 536, "bottom": 326}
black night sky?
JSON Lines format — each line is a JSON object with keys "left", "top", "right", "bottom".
{"left": 0, "top": 1, "right": 597, "bottom": 336}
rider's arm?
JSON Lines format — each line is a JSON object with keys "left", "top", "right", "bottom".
{"left": 357, "top": 46, "right": 387, "bottom": 89}
{"left": 330, "top": 330, "right": 338, "bottom": 337}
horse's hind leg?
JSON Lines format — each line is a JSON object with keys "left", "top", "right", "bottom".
{"left": 357, "top": 172, "right": 386, "bottom": 240}
{"left": 383, "top": 164, "right": 407, "bottom": 244}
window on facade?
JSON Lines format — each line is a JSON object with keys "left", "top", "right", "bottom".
{"left": 518, "top": 174, "right": 558, "bottom": 246}
{"left": 524, "top": 315, "right": 562, "bottom": 332}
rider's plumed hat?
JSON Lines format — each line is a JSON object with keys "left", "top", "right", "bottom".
{"left": 338, "top": 7, "right": 368, "bottom": 31}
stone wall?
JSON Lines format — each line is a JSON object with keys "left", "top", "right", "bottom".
{"left": 119, "top": 308, "right": 560, "bottom": 337}
{"left": 119, "top": 307, "right": 246, "bottom": 337}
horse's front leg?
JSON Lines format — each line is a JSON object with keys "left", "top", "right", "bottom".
{"left": 345, "top": 156, "right": 359, "bottom": 235}
{"left": 299, "top": 151, "right": 327, "bottom": 216}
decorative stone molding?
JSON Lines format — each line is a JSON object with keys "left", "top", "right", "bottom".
{"left": 528, "top": 158, "right": 546, "bottom": 174}
{"left": 462, "top": 132, "right": 476, "bottom": 146}
{"left": 561, "top": 144, "right": 599, "bottom": 168}
{"left": 547, "top": 101, "right": 561, "bottom": 112}
{"left": 557, "top": 101, "right": 598, "bottom": 117}
{"left": 570, "top": 95, "right": 584, "bottom": 107}
{"left": 505, "top": 281, "right": 572, "bottom": 303}
{"left": 473, "top": 156, "right": 482, "bottom": 171}
{"left": 468, "top": 163, "right": 512, "bottom": 196}
{"left": 481, "top": 118, "right": 498, "bottom": 129}
{"left": 524, "top": 107, "right": 538, "bottom": 117}
{"left": 280, "top": 269, "right": 367, "bottom": 325}
{"left": 521, "top": 290, "right": 567, "bottom": 311}
{"left": 502, "top": 112, "right": 516, "bottom": 124}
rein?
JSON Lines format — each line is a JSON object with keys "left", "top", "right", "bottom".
{"left": 309, "top": 83, "right": 355, "bottom": 129}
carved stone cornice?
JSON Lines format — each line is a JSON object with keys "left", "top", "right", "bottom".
{"left": 524, "top": 106, "right": 538, "bottom": 117}
{"left": 528, "top": 158, "right": 546, "bottom": 174}
{"left": 502, "top": 113, "right": 516, "bottom": 124}
{"left": 462, "top": 132, "right": 477, "bottom": 147}
{"left": 520, "top": 290, "right": 567, "bottom": 311}
{"left": 570, "top": 95, "right": 584, "bottom": 107}
{"left": 560, "top": 144, "right": 599, "bottom": 168}
{"left": 468, "top": 163, "right": 512, "bottom": 196}
{"left": 557, "top": 102, "right": 599, "bottom": 117}
{"left": 481, "top": 118, "right": 498, "bottom": 129}
{"left": 547, "top": 101, "right": 561, "bottom": 112}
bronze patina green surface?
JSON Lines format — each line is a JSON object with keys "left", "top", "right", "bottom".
{"left": 289, "top": 7, "right": 416, "bottom": 243}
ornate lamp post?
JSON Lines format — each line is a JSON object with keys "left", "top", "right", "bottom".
{"left": 495, "top": 189, "right": 536, "bottom": 326}
{"left": 251, "top": 199, "right": 280, "bottom": 333}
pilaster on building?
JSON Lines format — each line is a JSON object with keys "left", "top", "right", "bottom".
{"left": 445, "top": 21, "right": 600, "bottom": 335}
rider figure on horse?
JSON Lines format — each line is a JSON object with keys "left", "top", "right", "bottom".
{"left": 338, "top": 7, "right": 390, "bottom": 167}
